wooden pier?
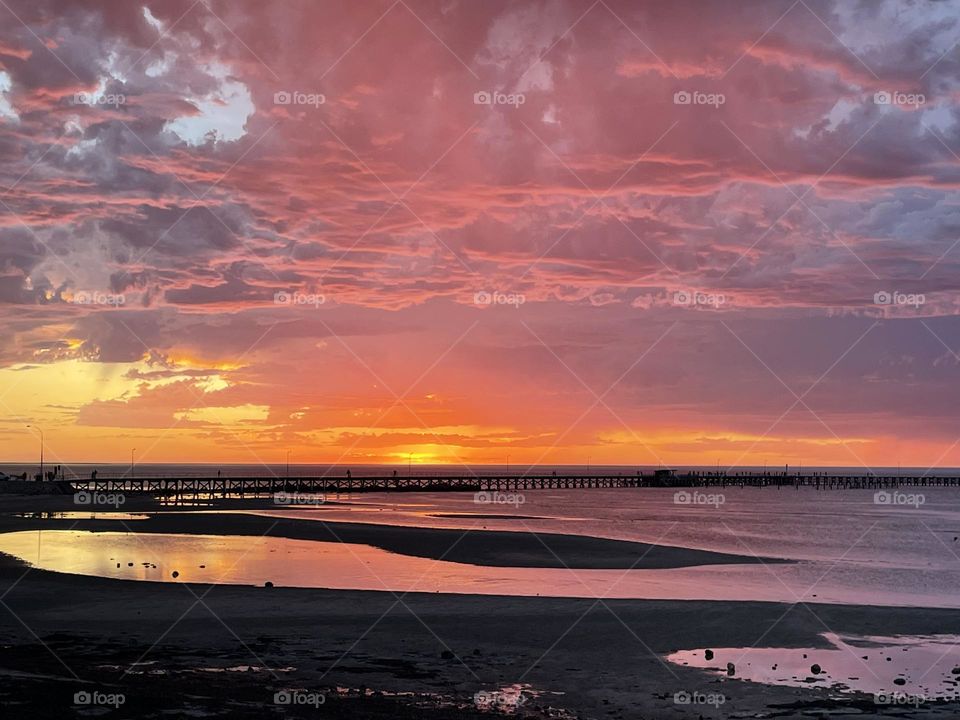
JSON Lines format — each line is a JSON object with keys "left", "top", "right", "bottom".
{"left": 66, "top": 471, "right": 960, "bottom": 498}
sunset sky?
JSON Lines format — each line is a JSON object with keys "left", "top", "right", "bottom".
{"left": 1, "top": 0, "right": 960, "bottom": 469}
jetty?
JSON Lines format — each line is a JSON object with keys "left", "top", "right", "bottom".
{"left": 64, "top": 470, "right": 960, "bottom": 499}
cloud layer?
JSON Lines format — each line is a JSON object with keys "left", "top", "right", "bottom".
{"left": 2, "top": 0, "right": 960, "bottom": 468}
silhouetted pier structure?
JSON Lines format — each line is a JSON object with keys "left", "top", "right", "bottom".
{"left": 67, "top": 471, "right": 960, "bottom": 498}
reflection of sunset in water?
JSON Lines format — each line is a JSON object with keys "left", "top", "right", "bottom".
{"left": 668, "top": 633, "right": 960, "bottom": 699}
{"left": 5, "top": 528, "right": 960, "bottom": 608}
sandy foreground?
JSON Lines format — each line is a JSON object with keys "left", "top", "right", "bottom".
{"left": 1, "top": 495, "right": 960, "bottom": 719}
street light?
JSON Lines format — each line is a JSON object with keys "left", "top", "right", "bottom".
{"left": 26, "top": 425, "right": 43, "bottom": 480}
{"left": 286, "top": 450, "right": 291, "bottom": 479}
{"left": 131, "top": 448, "right": 136, "bottom": 480}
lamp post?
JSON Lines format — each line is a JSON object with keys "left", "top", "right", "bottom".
{"left": 131, "top": 448, "right": 136, "bottom": 480}
{"left": 286, "top": 450, "right": 291, "bottom": 479}
{"left": 26, "top": 425, "right": 43, "bottom": 480}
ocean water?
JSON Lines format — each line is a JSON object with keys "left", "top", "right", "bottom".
{"left": 4, "top": 486, "right": 960, "bottom": 608}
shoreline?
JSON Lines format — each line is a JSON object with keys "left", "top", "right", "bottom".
{"left": 2, "top": 553, "right": 960, "bottom": 719}
{"left": 3, "top": 494, "right": 960, "bottom": 718}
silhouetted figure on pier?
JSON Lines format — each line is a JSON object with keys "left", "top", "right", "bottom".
{"left": 90, "top": 469, "right": 98, "bottom": 480}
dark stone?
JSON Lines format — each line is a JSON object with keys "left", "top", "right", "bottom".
{"left": 264, "top": 581, "right": 274, "bottom": 588}
{"left": 704, "top": 649, "right": 714, "bottom": 661}
{"left": 811, "top": 664, "right": 822, "bottom": 675}
{"left": 441, "top": 650, "right": 455, "bottom": 660}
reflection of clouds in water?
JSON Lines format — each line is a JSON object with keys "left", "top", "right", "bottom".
{"left": 3, "top": 525, "right": 960, "bottom": 608}
{"left": 237, "top": 487, "right": 960, "bottom": 607}
{"left": 667, "top": 632, "right": 960, "bottom": 699}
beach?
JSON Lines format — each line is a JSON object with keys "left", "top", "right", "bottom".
{"left": 2, "top": 492, "right": 960, "bottom": 718}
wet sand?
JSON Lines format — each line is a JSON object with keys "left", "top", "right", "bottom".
{"left": 0, "top": 500, "right": 780, "bottom": 570}
{"left": 2, "top": 496, "right": 960, "bottom": 718}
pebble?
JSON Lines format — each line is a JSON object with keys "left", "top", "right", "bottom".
{"left": 704, "top": 649, "right": 714, "bottom": 661}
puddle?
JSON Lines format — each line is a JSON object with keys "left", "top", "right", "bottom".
{"left": 197, "top": 665, "right": 296, "bottom": 674}
{"left": 332, "top": 684, "right": 571, "bottom": 717}
{"left": 13, "top": 512, "right": 150, "bottom": 521}
{"left": 472, "top": 683, "right": 564, "bottom": 714}
{"left": 667, "top": 632, "right": 960, "bottom": 700}
{"left": 427, "top": 513, "right": 549, "bottom": 520}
